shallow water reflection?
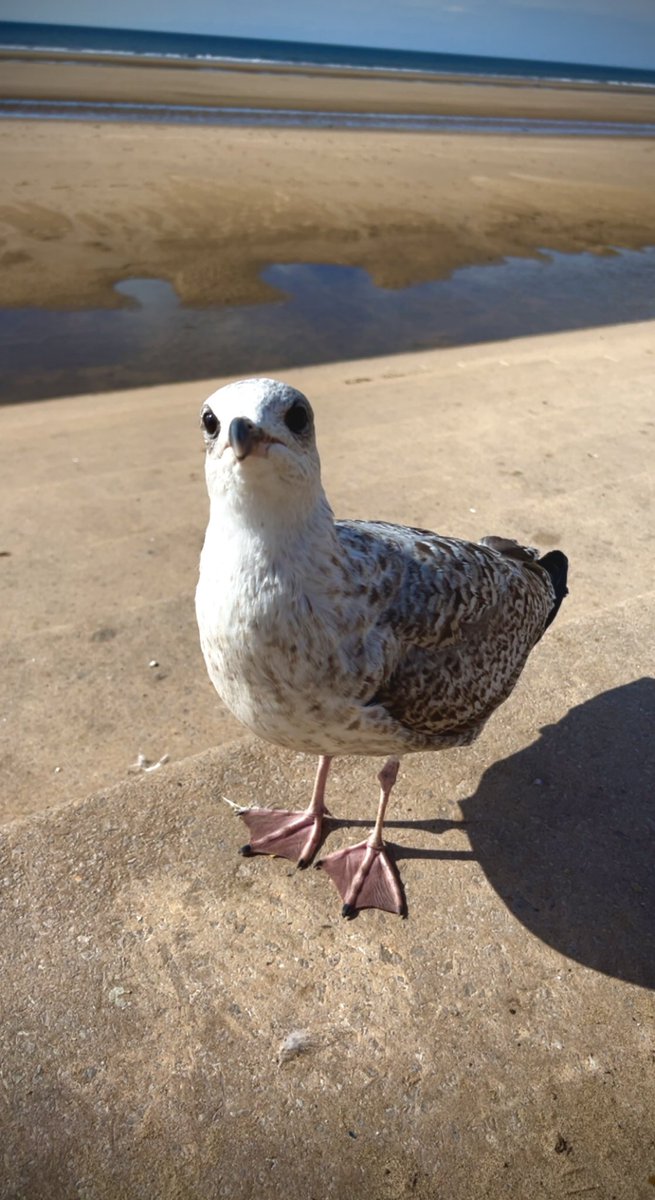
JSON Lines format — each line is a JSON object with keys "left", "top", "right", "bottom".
{"left": 1, "top": 247, "right": 654, "bottom": 403}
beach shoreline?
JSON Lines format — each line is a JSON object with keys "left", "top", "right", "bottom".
{"left": 2, "top": 51, "right": 655, "bottom": 123}
{"left": 4, "top": 44, "right": 655, "bottom": 92}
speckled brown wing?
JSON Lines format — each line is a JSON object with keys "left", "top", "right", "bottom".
{"left": 336, "top": 520, "right": 556, "bottom": 747}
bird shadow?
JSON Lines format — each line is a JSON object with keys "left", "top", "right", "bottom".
{"left": 451, "top": 678, "right": 655, "bottom": 987}
{"left": 328, "top": 678, "right": 655, "bottom": 986}
{"left": 459, "top": 677, "right": 655, "bottom": 988}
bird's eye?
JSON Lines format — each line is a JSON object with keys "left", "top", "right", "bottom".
{"left": 202, "top": 408, "right": 220, "bottom": 437}
{"left": 284, "top": 401, "right": 309, "bottom": 435}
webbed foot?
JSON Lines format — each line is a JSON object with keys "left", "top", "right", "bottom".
{"left": 239, "top": 806, "right": 325, "bottom": 867}
{"left": 318, "top": 838, "right": 405, "bottom": 916}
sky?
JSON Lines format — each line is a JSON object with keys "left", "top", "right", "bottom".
{"left": 3, "top": 0, "right": 655, "bottom": 70}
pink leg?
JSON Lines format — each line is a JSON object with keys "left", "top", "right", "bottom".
{"left": 318, "top": 757, "right": 405, "bottom": 917}
{"left": 239, "top": 755, "right": 331, "bottom": 867}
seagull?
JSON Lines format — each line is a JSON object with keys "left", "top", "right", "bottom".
{"left": 195, "top": 378, "right": 568, "bottom": 917}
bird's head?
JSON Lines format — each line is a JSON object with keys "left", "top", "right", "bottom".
{"left": 200, "top": 378, "right": 323, "bottom": 522}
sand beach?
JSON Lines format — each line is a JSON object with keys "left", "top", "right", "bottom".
{"left": 1, "top": 49, "right": 655, "bottom": 318}
{"left": 1, "top": 45, "right": 654, "bottom": 1200}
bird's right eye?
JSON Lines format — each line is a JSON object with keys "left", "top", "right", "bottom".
{"left": 202, "top": 409, "right": 220, "bottom": 437}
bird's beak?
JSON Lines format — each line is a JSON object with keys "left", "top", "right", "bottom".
{"left": 228, "top": 416, "right": 259, "bottom": 461}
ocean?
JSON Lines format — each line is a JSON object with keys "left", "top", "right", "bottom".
{"left": 2, "top": 19, "right": 655, "bottom": 89}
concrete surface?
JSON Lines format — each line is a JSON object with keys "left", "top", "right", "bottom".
{"left": 1, "top": 323, "right": 654, "bottom": 1198}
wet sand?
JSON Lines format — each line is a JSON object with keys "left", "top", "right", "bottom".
{"left": 1, "top": 117, "right": 655, "bottom": 315}
{"left": 1, "top": 49, "right": 655, "bottom": 317}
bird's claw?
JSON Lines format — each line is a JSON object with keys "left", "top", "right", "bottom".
{"left": 222, "top": 795, "right": 250, "bottom": 816}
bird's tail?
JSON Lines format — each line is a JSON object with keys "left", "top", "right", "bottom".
{"left": 538, "top": 550, "right": 569, "bottom": 631}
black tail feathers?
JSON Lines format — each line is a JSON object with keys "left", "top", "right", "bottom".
{"left": 538, "top": 550, "right": 569, "bottom": 631}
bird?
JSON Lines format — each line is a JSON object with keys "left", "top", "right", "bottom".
{"left": 195, "top": 377, "right": 568, "bottom": 917}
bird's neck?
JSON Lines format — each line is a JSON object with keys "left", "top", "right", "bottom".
{"left": 207, "top": 484, "right": 338, "bottom": 565}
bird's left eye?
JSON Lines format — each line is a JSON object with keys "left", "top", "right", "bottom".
{"left": 202, "top": 408, "right": 220, "bottom": 437}
{"left": 284, "top": 401, "right": 309, "bottom": 435}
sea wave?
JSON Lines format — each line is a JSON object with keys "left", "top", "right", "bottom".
{"left": 3, "top": 40, "right": 655, "bottom": 88}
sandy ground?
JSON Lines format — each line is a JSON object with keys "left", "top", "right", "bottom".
{"left": 1, "top": 324, "right": 654, "bottom": 1197}
{"left": 1, "top": 56, "right": 655, "bottom": 314}
{"left": 2, "top": 120, "right": 655, "bottom": 316}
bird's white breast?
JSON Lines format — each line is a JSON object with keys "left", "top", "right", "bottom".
{"left": 195, "top": 509, "right": 388, "bottom": 753}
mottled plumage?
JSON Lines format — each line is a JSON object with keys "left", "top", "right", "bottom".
{"left": 196, "top": 377, "right": 568, "bottom": 916}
